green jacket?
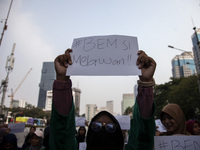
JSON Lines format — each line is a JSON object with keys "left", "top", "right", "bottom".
{"left": 49, "top": 101, "right": 78, "bottom": 150}
{"left": 125, "top": 101, "right": 155, "bottom": 150}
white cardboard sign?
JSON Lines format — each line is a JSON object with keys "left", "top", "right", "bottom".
{"left": 155, "top": 119, "right": 167, "bottom": 133}
{"left": 75, "top": 117, "right": 86, "bottom": 127}
{"left": 67, "top": 35, "right": 141, "bottom": 76}
{"left": 79, "top": 142, "right": 86, "bottom": 150}
{"left": 8, "top": 122, "right": 25, "bottom": 133}
{"left": 115, "top": 115, "right": 130, "bottom": 130}
{"left": 154, "top": 136, "right": 200, "bottom": 150}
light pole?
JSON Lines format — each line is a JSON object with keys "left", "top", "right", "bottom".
{"left": 168, "top": 45, "right": 200, "bottom": 93}
{"left": 168, "top": 45, "right": 194, "bottom": 58}
{"left": 0, "top": 43, "right": 15, "bottom": 114}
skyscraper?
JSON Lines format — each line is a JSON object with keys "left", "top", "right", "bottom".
{"left": 85, "top": 104, "right": 97, "bottom": 122}
{"left": 72, "top": 88, "right": 81, "bottom": 116}
{"left": 121, "top": 94, "right": 135, "bottom": 115}
{"left": 106, "top": 100, "right": 113, "bottom": 115}
{"left": 37, "top": 62, "right": 56, "bottom": 108}
{"left": 171, "top": 52, "right": 196, "bottom": 78}
{"left": 12, "top": 99, "right": 26, "bottom": 108}
{"left": 45, "top": 90, "right": 53, "bottom": 111}
{"left": 191, "top": 28, "right": 200, "bottom": 75}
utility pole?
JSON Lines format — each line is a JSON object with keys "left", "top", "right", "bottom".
{"left": 0, "top": 0, "right": 14, "bottom": 47}
{"left": 0, "top": 43, "right": 15, "bottom": 114}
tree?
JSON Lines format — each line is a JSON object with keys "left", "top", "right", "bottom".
{"left": 25, "top": 103, "right": 34, "bottom": 109}
{"left": 123, "top": 106, "right": 133, "bottom": 115}
{"left": 154, "top": 75, "right": 200, "bottom": 120}
{"left": 9, "top": 107, "right": 46, "bottom": 119}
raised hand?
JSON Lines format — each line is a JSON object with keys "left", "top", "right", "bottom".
{"left": 136, "top": 50, "right": 156, "bottom": 82}
{"left": 54, "top": 49, "right": 72, "bottom": 81}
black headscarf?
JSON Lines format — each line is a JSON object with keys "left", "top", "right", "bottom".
{"left": 86, "top": 111, "right": 124, "bottom": 150}
{"left": 76, "top": 126, "right": 86, "bottom": 143}
{"left": 1, "top": 133, "right": 21, "bottom": 150}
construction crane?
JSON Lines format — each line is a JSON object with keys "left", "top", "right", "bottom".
{"left": 8, "top": 68, "right": 32, "bottom": 108}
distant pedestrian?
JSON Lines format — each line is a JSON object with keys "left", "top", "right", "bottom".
{"left": 22, "top": 126, "right": 36, "bottom": 150}
{"left": 1, "top": 133, "right": 21, "bottom": 150}
{"left": 25, "top": 130, "right": 45, "bottom": 150}
{"left": 76, "top": 126, "right": 86, "bottom": 149}
{"left": 0, "top": 127, "right": 10, "bottom": 144}
{"left": 186, "top": 120, "right": 200, "bottom": 135}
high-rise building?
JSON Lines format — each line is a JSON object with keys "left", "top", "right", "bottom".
{"left": 45, "top": 90, "right": 53, "bottom": 111}
{"left": 85, "top": 104, "right": 97, "bottom": 122}
{"left": 191, "top": 28, "right": 200, "bottom": 75}
{"left": 121, "top": 94, "right": 135, "bottom": 115}
{"left": 106, "top": 100, "right": 113, "bottom": 115}
{"left": 37, "top": 62, "right": 56, "bottom": 109}
{"left": 72, "top": 88, "right": 81, "bottom": 116}
{"left": 171, "top": 52, "right": 196, "bottom": 78}
{"left": 12, "top": 99, "right": 26, "bottom": 108}
{"left": 12, "top": 100, "right": 19, "bottom": 108}
{"left": 98, "top": 107, "right": 107, "bottom": 113}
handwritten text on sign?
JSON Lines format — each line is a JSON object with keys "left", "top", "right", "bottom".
{"left": 67, "top": 35, "right": 141, "bottom": 76}
{"left": 154, "top": 136, "right": 200, "bottom": 150}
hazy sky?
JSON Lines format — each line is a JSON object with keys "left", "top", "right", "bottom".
{"left": 0, "top": 0, "right": 200, "bottom": 115}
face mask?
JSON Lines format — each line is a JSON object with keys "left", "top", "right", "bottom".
{"left": 86, "top": 124, "right": 123, "bottom": 150}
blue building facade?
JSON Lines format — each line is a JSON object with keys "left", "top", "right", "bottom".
{"left": 172, "top": 52, "right": 196, "bottom": 78}
{"left": 191, "top": 28, "right": 200, "bottom": 75}
{"left": 37, "top": 62, "right": 56, "bottom": 109}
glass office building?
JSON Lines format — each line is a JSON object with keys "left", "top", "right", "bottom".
{"left": 171, "top": 52, "right": 196, "bottom": 78}
{"left": 37, "top": 62, "right": 56, "bottom": 108}
{"left": 191, "top": 28, "right": 200, "bottom": 75}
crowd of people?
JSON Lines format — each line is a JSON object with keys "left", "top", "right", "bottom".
{"left": 0, "top": 49, "right": 200, "bottom": 150}
{"left": 0, "top": 125, "right": 49, "bottom": 150}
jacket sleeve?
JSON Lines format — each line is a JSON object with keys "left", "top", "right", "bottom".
{"left": 125, "top": 86, "right": 155, "bottom": 150}
{"left": 53, "top": 80, "right": 73, "bottom": 115}
{"left": 49, "top": 79, "right": 78, "bottom": 150}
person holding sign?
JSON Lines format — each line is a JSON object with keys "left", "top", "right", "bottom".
{"left": 50, "top": 49, "right": 156, "bottom": 150}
